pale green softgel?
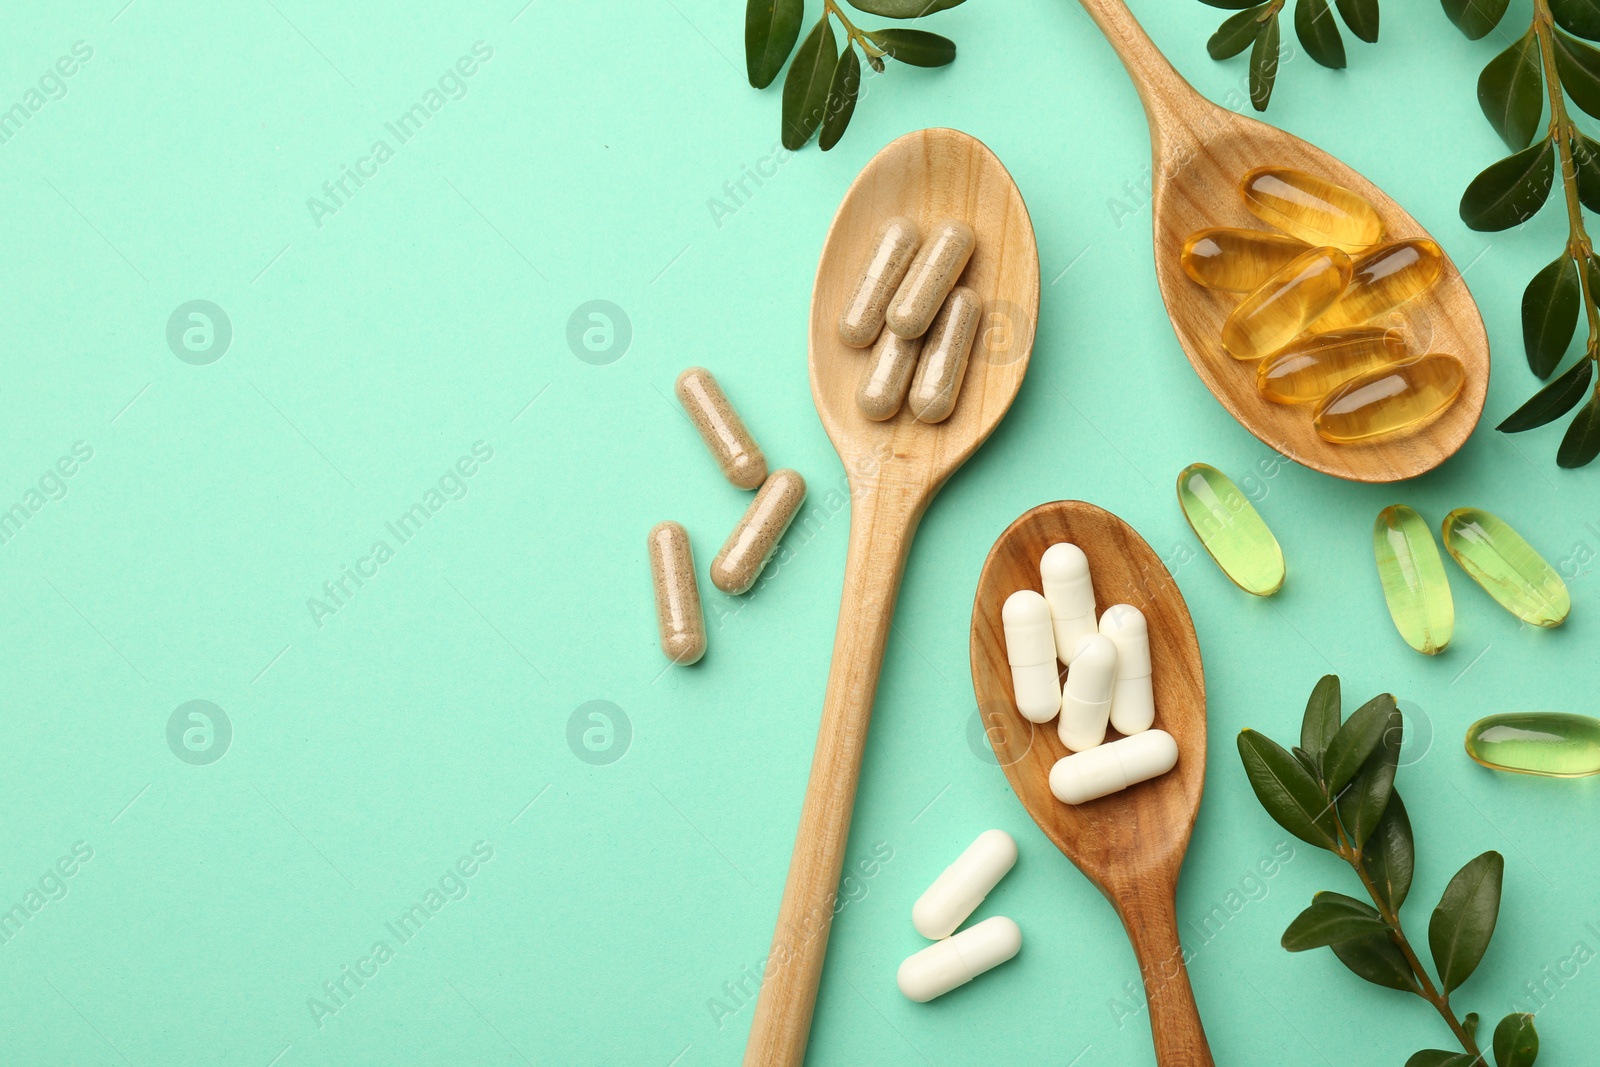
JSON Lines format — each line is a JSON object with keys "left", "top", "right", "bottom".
{"left": 1441, "top": 507, "right": 1570, "bottom": 627}
{"left": 1465, "top": 713, "right": 1600, "bottom": 777}
{"left": 1176, "top": 462, "right": 1285, "bottom": 596}
{"left": 1372, "top": 505, "right": 1453, "bottom": 655}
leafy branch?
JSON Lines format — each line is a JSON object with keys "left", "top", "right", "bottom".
{"left": 1198, "top": 0, "right": 1380, "bottom": 109}
{"left": 1453, "top": 0, "right": 1600, "bottom": 465}
{"left": 745, "top": 0, "right": 962, "bottom": 152}
{"left": 1237, "top": 675, "right": 1540, "bottom": 1066}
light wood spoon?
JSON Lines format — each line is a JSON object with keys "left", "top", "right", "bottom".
{"left": 742, "top": 128, "right": 1039, "bottom": 1066}
{"left": 1079, "top": 0, "right": 1489, "bottom": 483}
{"left": 972, "top": 500, "right": 1210, "bottom": 1065}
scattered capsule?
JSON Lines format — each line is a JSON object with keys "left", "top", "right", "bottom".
{"left": 897, "top": 916, "right": 1022, "bottom": 1002}
{"left": 912, "top": 829, "right": 1018, "bottom": 940}
{"left": 1441, "top": 507, "right": 1570, "bottom": 627}
{"left": 1372, "top": 505, "right": 1453, "bottom": 656}
{"left": 1257, "top": 327, "right": 1408, "bottom": 405}
{"left": 887, "top": 218, "right": 975, "bottom": 339}
{"left": 857, "top": 330, "right": 922, "bottom": 421}
{"left": 1059, "top": 634, "right": 1116, "bottom": 752}
{"left": 675, "top": 367, "right": 768, "bottom": 490}
{"left": 1050, "top": 730, "right": 1179, "bottom": 805}
{"left": 1100, "top": 604, "right": 1155, "bottom": 735}
{"left": 1002, "top": 590, "right": 1062, "bottom": 724}
{"left": 710, "top": 469, "right": 807, "bottom": 595}
{"left": 1240, "top": 167, "right": 1384, "bottom": 253}
{"left": 1040, "top": 543, "right": 1097, "bottom": 665}
{"left": 838, "top": 215, "right": 922, "bottom": 348}
{"left": 1221, "top": 247, "right": 1352, "bottom": 360}
{"left": 1465, "top": 713, "right": 1600, "bottom": 778}
{"left": 1176, "top": 462, "right": 1285, "bottom": 596}
{"left": 1313, "top": 354, "right": 1464, "bottom": 443}
{"left": 1180, "top": 227, "right": 1311, "bottom": 292}
{"left": 908, "top": 286, "right": 982, "bottom": 423}
{"left": 647, "top": 522, "right": 706, "bottom": 665}
{"left": 1315, "top": 239, "right": 1443, "bottom": 332}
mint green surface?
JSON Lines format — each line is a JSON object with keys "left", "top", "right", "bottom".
{"left": 3, "top": 2, "right": 1599, "bottom": 1064}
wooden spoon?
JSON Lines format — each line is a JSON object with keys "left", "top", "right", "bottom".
{"left": 742, "top": 128, "right": 1039, "bottom": 1066}
{"left": 1080, "top": 0, "right": 1488, "bottom": 483}
{"left": 970, "top": 500, "right": 1211, "bottom": 1065}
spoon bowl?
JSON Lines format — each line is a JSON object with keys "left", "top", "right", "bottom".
{"left": 971, "top": 500, "right": 1211, "bottom": 1065}
{"left": 743, "top": 127, "right": 1039, "bottom": 1066}
{"left": 1082, "top": 0, "right": 1488, "bottom": 482}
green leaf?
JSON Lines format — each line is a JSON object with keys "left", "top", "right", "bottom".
{"left": 1237, "top": 730, "right": 1339, "bottom": 850}
{"left": 1552, "top": 0, "right": 1600, "bottom": 41}
{"left": 1429, "top": 851, "right": 1505, "bottom": 994}
{"left": 1323, "top": 693, "right": 1395, "bottom": 794}
{"left": 1574, "top": 133, "right": 1600, "bottom": 211}
{"left": 1442, "top": 0, "right": 1512, "bottom": 39}
{"left": 1281, "top": 892, "right": 1388, "bottom": 950}
{"left": 781, "top": 15, "right": 838, "bottom": 151}
{"left": 1522, "top": 255, "right": 1581, "bottom": 378}
{"left": 1210, "top": 6, "right": 1269, "bottom": 60}
{"left": 1479, "top": 30, "right": 1545, "bottom": 150}
{"left": 1336, "top": 0, "right": 1379, "bottom": 42}
{"left": 866, "top": 29, "right": 956, "bottom": 66}
{"left": 1558, "top": 392, "right": 1600, "bottom": 467}
{"left": 1331, "top": 931, "right": 1421, "bottom": 993}
{"left": 1405, "top": 1053, "right": 1481, "bottom": 1067}
{"left": 1337, "top": 703, "right": 1401, "bottom": 849}
{"left": 1199, "top": 0, "right": 1267, "bottom": 8}
{"left": 1493, "top": 1012, "right": 1539, "bottom": 1067}
{"left": 1362, "top": 790, "right": 1415, "bottom": 912}
{"left": 1300, "top": 674, "right": 1342, "bottom": 769}
{"left": 746, "top": 0, "right": 805, "bottom": 89}
{"left": 1499, "top": 356, "right": 1593, "bottom": 432}
{"left": 1459, "top": 138, "right": 1556, "bottom": 231}
{"left": 819, "top": 45, "right": 860, "bottom": 151}
{"left": 846, "top": 0, "right": 966, "bottom": 17}
{"left": 1250, "top": 11, "right": 1281, "bottom": 110}
{"left": 1295, "top": 0, "right": 1347, "bottom": 67}
{"left": 1465, "top": 1014, "right": 1481, "bottom": 1044}
{"left": 1555, "top": 29, "right": 1600, "bottom": 119}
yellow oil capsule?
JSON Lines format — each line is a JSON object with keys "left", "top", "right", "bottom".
{"left": 1441, "top": 507, "right": 1570, "bottom": 627}
{"left": 1372, "top": 505, "right": 1453, "bottom": 655}
{"left": 1176, "top": 462, "right": 1284, "bottom": 596}
{"left": 1221, "top": 247, "right": 1352, "bottom": 360}
{"left": 1257, "top": 327, "right": 1408, "bottom": 404}
{"left": 1180, "top": 228, "right": 1311, "bottom": 292}
{"left": 1465, "top": 713, "right": 1600, "bottom": 777}
{"left": 1312, "top": 354, "right": 1464, "bottom": 443}
{"left": 1241, "top": 167, "right": 1384, "bottom": 252}
{"left": 1314, "top": 239, "right": 1443, "bottom": 331}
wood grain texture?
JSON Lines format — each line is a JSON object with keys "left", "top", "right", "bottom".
{"left": 741, "top": 128, "right": 1039, "bottom": 1067}
{"left": 1079, "top": 0, "right": 1488, "bottom": 484}
{"left": 970, "top": 501, "right": 1212, "bottom": 1067}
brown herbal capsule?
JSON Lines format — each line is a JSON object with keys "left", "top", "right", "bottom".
{"left": 710, "top": 469, "right": 807, "bottom": 595}
{"left": 908, "top": 286, "right": 983, "bottom": 423}
{"left": 886, "top": 218, "right": 975, "bottom": 339}
{"left": 675, "top": 367, "right": 767, "bottom": 490}
{"left": 648, "top": 521, "right": 706, "bottom": 665}
{"left": 857, "top": 330, "right": 923, "bottom": 421}
{"left": 839, "top": 216, "right": 922, "bottom": 348}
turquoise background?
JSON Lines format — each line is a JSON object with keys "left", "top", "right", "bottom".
{"left": 1, "top": 0, "right": 1597, "bottom": 1064}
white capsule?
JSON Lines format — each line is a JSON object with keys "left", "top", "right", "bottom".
{"left": 1040, "top": 543, "right": 1097, "bottom": 664}
{"left": 1099, "top": 604, "right": 1155, "bottom": 736}
{"left": 1002, "top": 591, "right": 1061, "bottom": 724}
{"left": 897, "top": 916, "right": 1022, "bottom": 1003}
{"left": 1049, "top": 730, "right": 1179, "bottom": 805}
{"left": 1058, "top": 634, "right": 1116, "bottom": 751}
{"left": 911, "top": 829, "right": 1018, "bottom": 940}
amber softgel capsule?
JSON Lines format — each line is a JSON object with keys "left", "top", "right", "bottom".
{"left": 1221, "top": 246, "right": 1352, "bottom": 360}
{"left": 1314, "top": 238, "right": 1443, "bottom": 332}
{"left": 1257, "top": 327, "right": 1408, "bottom": 405}
{"left": 1240, "top": 167, "right": 1383, "bottom": 252}
{"left": 1180, "top": 227, "right": 1311, "bottom": 292}
{"left": 1313, "top": 354, "right": 1464, "bottom": 443}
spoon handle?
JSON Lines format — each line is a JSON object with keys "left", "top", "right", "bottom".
{"left": 1075, "top": 0, "right": 1204, "bottom": 131}
{"left": 744, "top": 486, "right": 921, "bottom": 1067}
{"left": 1121, "top": 885, "right": 1215, "bottom": 1066}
